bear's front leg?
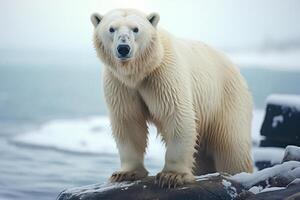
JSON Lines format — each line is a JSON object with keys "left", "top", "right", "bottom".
{"left": 104, "top": 72, "right": 149, "bottom": 182}
{"left": 155, "top": 105, "right": 197, "bottom": 188}
{"left": 156, "top": 127, "right": 197, "bottom": 188}
{"left": 110, "top": 136, "right": 149, "bottom": 182}
{"left": 108, "top": 108, "right": 149, "bottom": 183}
{"left": 139, "top": 70, "right": 198, "bottom": 188}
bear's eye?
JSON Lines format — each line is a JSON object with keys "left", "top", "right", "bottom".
{"left": 133, "top": 27, "right": 139, "bottom": 33}
{"left": 109, "top": 27, "right": 115, "bottom": 33}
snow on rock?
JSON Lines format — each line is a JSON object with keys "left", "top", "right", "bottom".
{"left": 222, "top": 179, "right": 238, "bottom": 199}
{"left": 230, "top": 161, "right": 300, "bottom": 189}
{"left": 260, "top": 186, "right": 285, "bottom": 193}
{"left": 288, "top": 178, "right": 300, "bottom": 186}
{"left": 57, "top": 175, "right": 244, "bottom": 200}
{"left": 63, "top": 181, "right": 136, "bottom": 198}
{"left": 266, "top": 94, "right": 300, "bottom": 110}
{"left": 282, "top": 145, "right": 300, "bottom": 162}
{"left": 195, "top": 173, "right": 220, "bottom": 181}
{"left": 248, "top": 186, "right": 263, "bottom": 194}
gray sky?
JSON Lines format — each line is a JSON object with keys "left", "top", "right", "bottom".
{"left": 0, "top": 0, "right": 299, "bottom": 51}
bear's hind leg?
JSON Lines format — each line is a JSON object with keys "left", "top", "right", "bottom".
{"left": 212, "top": 116, "right": 253, "bottom": 174}
{"left": 193, "top": 138, "right": 216, "bottom": 175}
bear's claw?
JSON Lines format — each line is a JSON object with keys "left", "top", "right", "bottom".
{"left": 155, "top": 171, "right": 195, "bottom": 188}
{"left": 110, "top": 170, "right": 148, "bottom": 182}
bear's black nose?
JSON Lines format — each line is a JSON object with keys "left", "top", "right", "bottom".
{"left": 117, "top": 44, "right": 131, "bottom": 57}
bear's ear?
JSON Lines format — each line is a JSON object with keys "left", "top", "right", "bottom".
{"left": 91, "top": 13, "right": 103, "bottom": 28}
{"left": 147, "top": 12, "right": 160, "bottom": 28}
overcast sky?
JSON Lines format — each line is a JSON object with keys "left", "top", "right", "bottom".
{"left": 0, "top": 0, "right": 299, "bottom": 51}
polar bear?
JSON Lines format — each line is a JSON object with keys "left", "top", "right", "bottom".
{"left": 91, "top": 9, "right": 253, "bottom": 187}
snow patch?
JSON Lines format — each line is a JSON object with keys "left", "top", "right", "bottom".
{"left": 266, "top": 94, "right": 300, "bottom": 110}
{"left": 272, "top": 115, "right": 284, "bottom": 128}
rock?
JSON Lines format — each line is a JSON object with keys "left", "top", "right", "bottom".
{"left": 260, "top": 94, "right": 300, "bottom": 148}
{"left": 57, "top": 147, "right": 300, "bottom": 200}
{"left": 230, "top": 161, "right": 300, "bottom": 189}
{"left": 282, "top": 145, "right": 300, "bottom": 163}
{"left": 244, "top": 181, "right": 300, "bottom": 200}
{"left": 57, "top": 174, "right": 243, "bottom": 200}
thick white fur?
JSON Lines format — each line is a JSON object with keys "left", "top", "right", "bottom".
{"left": 92, "top": 9, "right": 253, "bottom": 186}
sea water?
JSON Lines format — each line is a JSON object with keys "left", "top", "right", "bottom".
{"left": 0, "top": 51, "right": 300, "bottom": 200}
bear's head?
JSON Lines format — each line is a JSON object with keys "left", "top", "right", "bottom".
{"left": 91, "top": 9, "right": 164, "bottom": 86}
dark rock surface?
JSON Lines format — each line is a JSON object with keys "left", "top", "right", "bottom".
{"left": 245, "top": 181, "right": 300, "bottom": 200}
{"left": 57, "top": 174, "right": 242, "bottom": 200}
{"left": 57, "top": 146, "right": 300, "bottom": 200}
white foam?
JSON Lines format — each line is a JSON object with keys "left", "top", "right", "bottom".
{"left": 12, "top": 116, "right": 166, "bottom": 162}
{"left": 12, "top": 110, "right": 264, "bottom": 163}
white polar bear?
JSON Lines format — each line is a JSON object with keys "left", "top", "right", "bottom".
{"left": 91, "top": 9, "right": 253, "bottom": 187}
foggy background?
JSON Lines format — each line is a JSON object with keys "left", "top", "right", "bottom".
{"left": 1, "top": 0, "right": 300, "bottom": 51}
